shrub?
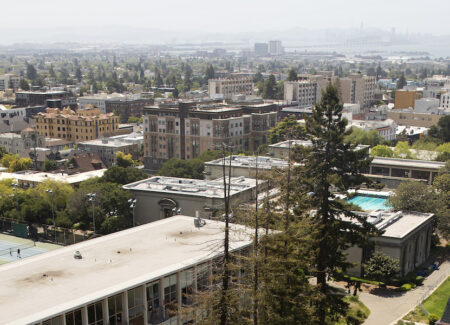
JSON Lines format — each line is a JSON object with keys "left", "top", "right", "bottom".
{"left": 428, "top": 313, "right": 439, "bottom": 325}
{"left": 397, "top": 283, "right": 412, "bottom": 292}
{"left": 415, "top": 276, "right": 424, "bottom": 285}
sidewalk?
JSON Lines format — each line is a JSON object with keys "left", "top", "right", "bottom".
{"left": 359, "top": 260, "right": 450, "bottom": 325}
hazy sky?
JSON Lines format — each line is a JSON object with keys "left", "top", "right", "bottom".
{"left": 5, "top": 0, "right": 450, "bottom": 35}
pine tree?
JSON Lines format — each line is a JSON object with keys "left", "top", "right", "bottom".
{"left": 301, "top": 84, "right": 379, "bottom": 323}
{"left": 262, "top": 75, "right": 277, "bottom": 99}
{"left": 287, "top": 68, "right": 298, "bottom": 81}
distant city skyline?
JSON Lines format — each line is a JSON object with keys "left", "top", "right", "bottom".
{"left": 4, "top": 0, "right": 450, "bottom": 36}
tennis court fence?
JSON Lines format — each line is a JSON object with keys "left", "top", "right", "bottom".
{"left": 0, "top": 217, "right": 92, "bottom": 246}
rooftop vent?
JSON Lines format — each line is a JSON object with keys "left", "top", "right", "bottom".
{"left": 74, "top": 251, "right": 82, "bottom": 259}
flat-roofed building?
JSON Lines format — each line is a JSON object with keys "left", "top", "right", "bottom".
{"left": 0, "top": 74, "right": 20, "bottom": 91}
{"left": 208, "top": 77, "right": 254, "bottom": 99}
{"left": 339, "top": 74, "right": 377, "bottom": 108}
{"left": 15, "top": 90, "right": 73, "bottom": 107}
{"left": 346, "top": 211, "right": 434, "bottom": 276}
{"left": 123, "top": 176, "right": 259, "bottom": 223}
{"left": 268, "top": 140, "right": 369, "bottom": 159}
{"left": 34, "top": 107, "right": 120, "bottom": 142}
{"left": 0, "top": 216, "right": 254, "bottom": 325}
{"left": 142, "top": 102, "right": 277, "bottom": 171}
{"left": 0, "top": 168, "right": 107, "bottom": 188}
{"left": 369, "top": 157, "right": 445, "bottom": 185}
{"left": 78, "top": 137, "right": 140, "bottom": 167}
{"left": 204, "top": 155, "right": 289, "bottom": 180}
{"left": 394, "top": 90, "right": 422, "bottom": 109}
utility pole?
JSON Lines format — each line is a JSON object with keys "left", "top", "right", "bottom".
{"left": 86, "top": 193, "right": 96, "bottom": 234}
{"left": 46, "top": 189, "right": 55, "bottom": 241}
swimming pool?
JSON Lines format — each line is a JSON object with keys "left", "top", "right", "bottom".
{"left": 347, "top": 195, "right": 390, "bottom": 211}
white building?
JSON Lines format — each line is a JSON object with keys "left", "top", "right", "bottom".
{"left": 208, "top": 77, "right": 254, "bottom": 99}
{"left": 414, "top": 98, "right": 439, "bottom": 113}
{"left": 123, "top": 176, "right": 259, "bottom": 222}
{"left": 284, "top": 75, "right": 333, "bottom": 107}
{"left": 0, "top": 74, "right": 20, "bottom": 91}
{"left": 0, "top": 216, "right": 254, "bottom": 325}
{"left": 268, "top": 40, "right": 283, "bottom": 55}
{"left": 348, "top": 119, "right": 397, "bottom": 141}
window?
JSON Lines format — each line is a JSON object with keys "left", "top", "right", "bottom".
{"left": 65, "top": 309, "right": 83, "bottom": 325}
{"left": 147, "top": 281, "right": 161, "bottom": 323}
{"left": 128, "top": 286, "right": 144, "bottom": 321}
{"left": 87, "top": 302, "right": 103, "bottom": 325}
{"left": 163, "top": 274, "right": 178, "bottom": 317}
{"left": 108, "top": 293, "right": 123, "bottom": 325}
{"left": 43, "top": 316, "right": 64, "bottom": 325}
{"left": 180, "top": 269, "right": 194, "bottom": 306}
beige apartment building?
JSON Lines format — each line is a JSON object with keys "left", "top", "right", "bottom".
{"left": 284, "top": 74, "right": 376, "bottom": 109}
{"left": 208, "top": 77, "right": 254, "bottom": 99}
{"left": 34, "top": 107, "right": 119, "bottom": 142}
{"left": 394, "top": 90, "right": 422, "bottom": 109}
{"left": 143, "top": 102, "right": 277, "bottom": 171}
{"left": 284, "top": 75, "right": 337, "bottom": 107}
{"left": 339, "top": 74, "right": 377, "bottom": 108}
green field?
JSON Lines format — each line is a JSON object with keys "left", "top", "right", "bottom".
{"left": 423, "top": 277, "right": 450, "bottom": 317}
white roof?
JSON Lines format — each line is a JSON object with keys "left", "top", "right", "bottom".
{"left": 0, "top": 169, "right": 106, "bottom": 185}
{"left": 205, "top": 155, "right": 289, "bottom": 169}
{"left": 0, "top": 216, "right": 253, "bottom": 324}
{"left": 123, "top": 176, "right": 257, "bottom": 198}
{"left": 371, "top": 157, "right": 445, "bottom": 170}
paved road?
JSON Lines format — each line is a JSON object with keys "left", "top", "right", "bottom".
{"left": 359, "top": 261, "right": 450, "bottom": 325}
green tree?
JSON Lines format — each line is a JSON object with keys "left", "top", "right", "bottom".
{"left": 387, "top": 180, "right": 437, "bottom": 212}
{"left": 396, "top": 73, "right": 406, "bottom": 89}
{"left": 101, "top": 166, "right": 147, "bottom": 185}
{"left": 1, "top": 153, "right": 18, "bottom": 168}
{"left": 127, "top": 116, "right": 143, "bottom": 124}
{"left": 268, "top": 116, "right": 306, "bottom": 144}
{"left": 432, "top": 162, "right": 450, "bottom": 239}
{"left": 19, "top": 78, "right": 30, "bottom": 91}
{"left": 26, "top": 63, "right": 37, "bottom": 80}
{"left": 205, "top": 64, "right": 215, "bottom": 82}
{"left": 301, "top": 84, "right": 379, "bottom": 323}
{"left": 115, "top": 151, "right": 135, "bottom": 168}
{"left": 437, "top": 115, "right": 450, "bottom": 142}
{"left": 262, "top": 74, "right": 277, "bottom": 99}
{"left": 363, "top": 251, "right": 400, "bottom": 285}
{"left": 9, "top": 158, "right": 32, "bottom": 172}
{"left": 75, "top": 67, "right": 82, "bottom": 82}
{"left": 287, "top": 68, "right": 298, "bottom": 81}
{"left": 370, "top": 145, "right": 394, "bottom": 157}
{"left": 394, "top": 141, "right": 414, "bottom": 159}
{"left": 345, "top": 128, "right": 384, "bottom": 146}
{"left": 43, "top": 160, "right": 57, "bottom": 171}
{"left": 0, "top": 146, "right": 7, "bottom": 160}
{"left": 157, "top": 158, "right": 204, "bottom": 179}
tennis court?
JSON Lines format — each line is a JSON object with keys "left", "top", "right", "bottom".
{"left": 0, "top": 234, "right": 61, "bottom": 264}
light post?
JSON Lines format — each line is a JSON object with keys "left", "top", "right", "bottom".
{"left": 46, "top": 189, "right": 56, "bottom": 241}
{"left": 128, "top": 198, "right": 137, "bottom": 227}
{"left": 86, "top": 193, "right": 96, "bottom": 234}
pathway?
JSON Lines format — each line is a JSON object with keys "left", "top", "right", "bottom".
{"left": 359, "top": 261, "right": 450, "bottom": 325}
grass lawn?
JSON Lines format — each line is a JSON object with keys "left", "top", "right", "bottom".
{"left": 423, "top": 277, "right": 450, "bottom": 317}
{"left": 336, "top": 295, "right": 370, "bottom": 324}
{"left": 402, "top": 306, "right": 428, "bottom": 323}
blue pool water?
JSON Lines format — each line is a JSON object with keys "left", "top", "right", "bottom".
{"left": 347, "top": 195, "right": 390, "bottom": 211}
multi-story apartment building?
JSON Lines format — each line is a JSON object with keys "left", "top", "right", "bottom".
{"left": 254, "top": 42, "right": 269, "bottom": 56}
{"left": 78, "top": 137, "right": 140, "bottom": 167}
{"left": 142, "top": 102, "right": 277, "bottom": 171}
{"left": 34, "top": 107, "right": 119, "bottom": 142}
{"left": 394, "top": 90, "right": 422, "bottom": 109}
{"left": 339, "top": 74, "right": 377, "bottom": 108}
{"left": 0, "top": 128, "right": 45, "bottom": 154}
{"left": 15, "top": 90, "right": 73, "bottom": 107}
{"left": 268, "top": 40, "right": 283, "bottom": 55}
{"left": 0, "top": 74, "right": 20, "bottom": 91}
{"left": 105, "top": 97, "right": 154, "bottom": 123}
{"left": 208, "top": 77, "right": 254, "bottom": 99}
{"left": 78, "top": 93, "right": 153, "bottom": 121}
{"left": 284, "top": 74, "right": 336, "bottom": 107}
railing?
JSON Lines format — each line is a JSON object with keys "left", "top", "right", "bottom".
{"left": 416, "top": 264, "right": 450, "bottom": 315}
